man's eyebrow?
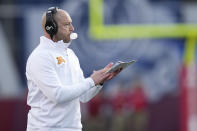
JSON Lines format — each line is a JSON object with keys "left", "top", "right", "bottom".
{"left": 64, "top": 22, "right": 72, "bottom": 24}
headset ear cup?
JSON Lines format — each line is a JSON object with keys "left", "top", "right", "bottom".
{"left": 45, "top": 8, "right": 58, "bottom": 39}
{"left": 45, "top": 21, "right": 57, "bottom": 35}
{"left": 52, "top": 20, "right": 58, "bottom": 35}
{"left": 45, "top": 22, "right": 53, "bottom": 34}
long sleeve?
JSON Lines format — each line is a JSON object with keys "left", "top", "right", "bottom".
{"left": 67, "top": 50, "right": 103, "bottom": 103}
{"left": 79, "top": 85, "right": 103, "bottom": 103}
{"left": 78, "top": 68, "right": 103, "bottom": 103}
{"left": 27, "top": 53, "right": 95, "bottom": 104}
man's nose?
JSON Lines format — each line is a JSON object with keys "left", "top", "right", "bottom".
{"left": 70, "top": 24, "right": 74, "bottom": 32}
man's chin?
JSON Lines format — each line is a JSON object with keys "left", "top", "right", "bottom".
{"left": 63, "top": 38, "right": 71, "bottom": 43}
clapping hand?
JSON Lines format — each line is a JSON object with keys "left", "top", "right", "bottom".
{"left": 90, "top": 62, "right": 122, "bottom": 85}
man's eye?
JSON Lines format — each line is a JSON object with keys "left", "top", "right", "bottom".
{"left": 65, "top": 23, "right": 70, "bottom": 26}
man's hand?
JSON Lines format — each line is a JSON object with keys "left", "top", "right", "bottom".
{"left": 105, "top": 68, "right": 122, "bottom": 81}
{"left": 90, "top": 62, "right": 122, "bottom": 85}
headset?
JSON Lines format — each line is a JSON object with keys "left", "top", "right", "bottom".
{"left": 45, "top": 7, "right": 59, "bottom": 39}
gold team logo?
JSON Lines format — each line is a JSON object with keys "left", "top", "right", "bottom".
{"left": 56, "top": 56, "right": 66, "bottom": 64}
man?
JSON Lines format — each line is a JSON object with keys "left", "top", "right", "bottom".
{"left": 26, "top": 7, "right": 121, "bottom": 131}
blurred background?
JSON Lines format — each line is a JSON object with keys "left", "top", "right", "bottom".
{"left": 0, "top": 0, "right": 197, "bottom": 131}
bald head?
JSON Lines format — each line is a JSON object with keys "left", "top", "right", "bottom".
{"left": 41, "top": 9, "right": 71, "bottom": 32}
{"left": 41, "top": 8, "right": 74, "bottom": 43}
